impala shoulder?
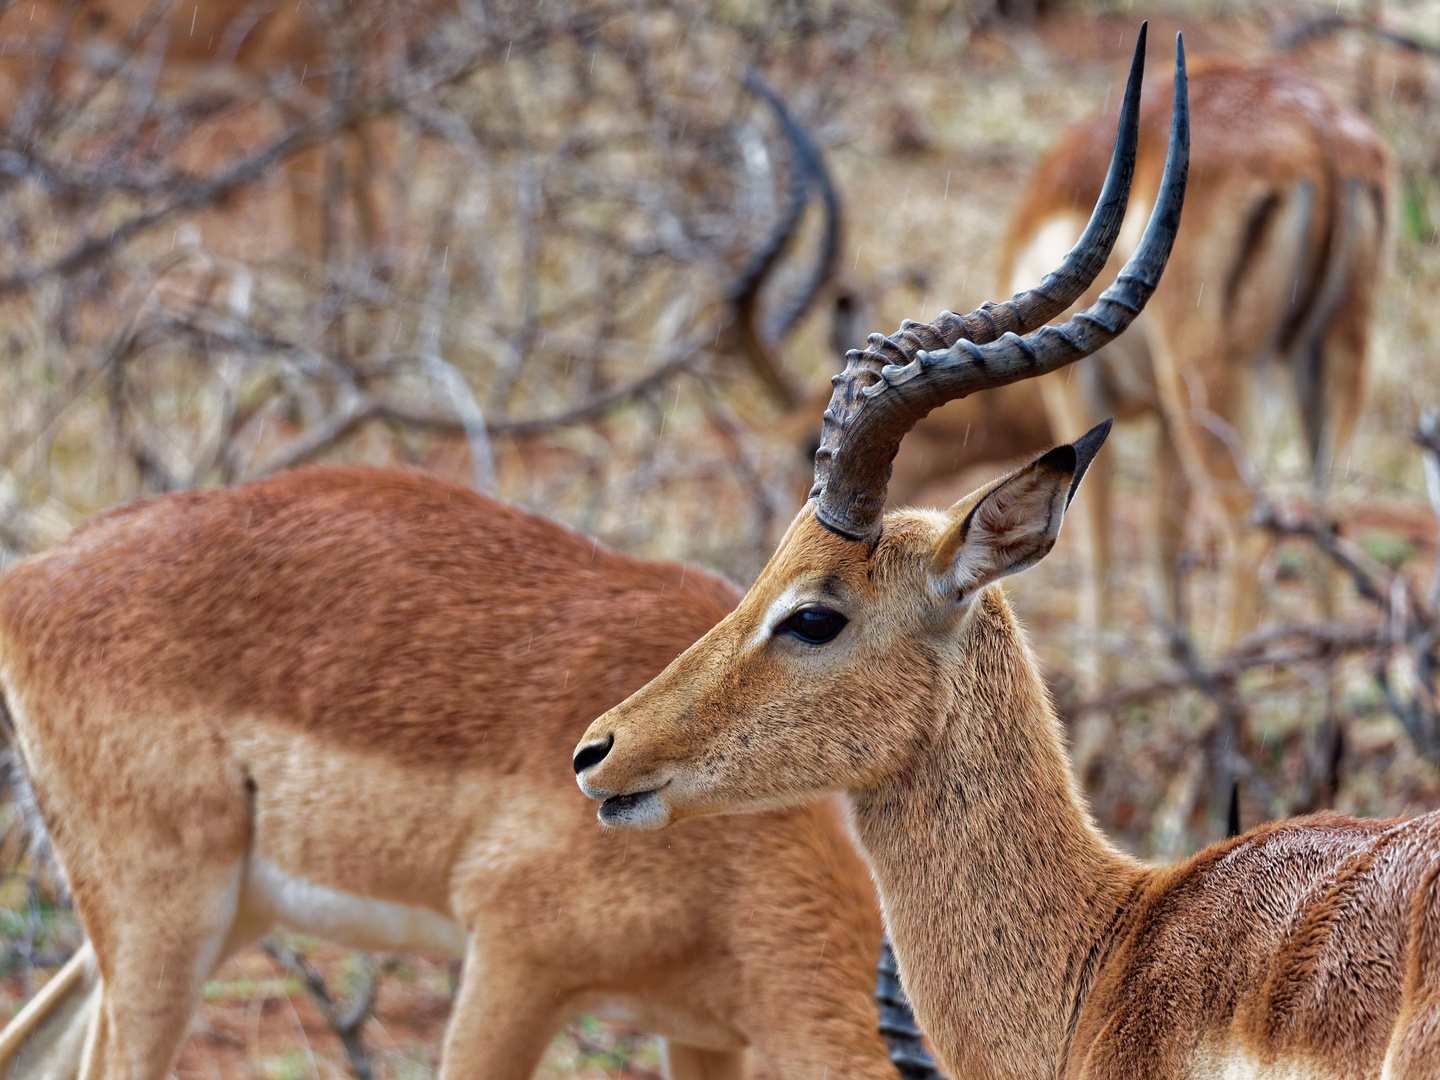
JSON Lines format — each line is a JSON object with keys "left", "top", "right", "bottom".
{"left": 1245, "top": 813, "right": 1440, "bottom": 1046}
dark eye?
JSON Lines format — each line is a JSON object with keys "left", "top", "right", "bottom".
{"left": 778, "top": 606, "right": 848, "bottom": 644}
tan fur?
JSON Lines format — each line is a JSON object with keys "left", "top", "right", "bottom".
{"left": 997, "top": 59, "right": 1390, "bottom": 660}
{"left": 0, "top": 467, "right": 895, "bottom": 1080}
{"left": 579, "top": 451, "right": 1439, "bottom": 1079}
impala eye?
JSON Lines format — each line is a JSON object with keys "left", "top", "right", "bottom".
{"left": 778, "top": 606, "right": 848, "bottom": 644}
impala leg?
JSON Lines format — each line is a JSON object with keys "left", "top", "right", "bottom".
{"left": 438, "top": 941, "right": 568, "bottom": 1080}
{"left": 1151, "top": 418, "right": 1190, "bottom": 631}
{"left": 346, "top": 118, "right": 390, "bottom": 261}
{"left": 1207, "top": 456, "right": 1271, "bottom": 655}
{"left": 1296, "top": 276, "right": 1371, "bottom": 627}
{"left": 1149, "top": 320, "right": 1267, "bottom": 654}
{"left": 663, "top": 1045, "right": 745, "bottom": 1080}
{"left": 72, "top": 860, "right": 244, "bottom": 1080}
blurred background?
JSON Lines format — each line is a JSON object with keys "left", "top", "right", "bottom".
{"left": 0, "top": 0, "right": 1436, "bottom": 1075}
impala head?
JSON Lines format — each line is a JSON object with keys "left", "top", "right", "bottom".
{"left": 575, "top": 26, "right": 1190, "bottom": 829}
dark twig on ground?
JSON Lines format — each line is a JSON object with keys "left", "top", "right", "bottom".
{"left": 262, "top": 939, "right": 399, "bottom": 1080}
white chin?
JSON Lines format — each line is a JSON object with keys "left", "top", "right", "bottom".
{"left": 598, "top": 790, "right": 670, "bottom": 830}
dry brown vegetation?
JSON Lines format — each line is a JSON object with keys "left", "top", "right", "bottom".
{"left": 1, "top": 0, "right": 1438, "bottom": 1075}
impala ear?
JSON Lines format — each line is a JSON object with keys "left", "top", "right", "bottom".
{"left": 931, "top": 419, "right": 1111, "bottom": 601}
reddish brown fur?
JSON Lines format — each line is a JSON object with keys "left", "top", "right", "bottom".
{"left": 579, "top": 446, "right": 1440, "bottom": 1079}
{"left": 0, "top": 467, "right": 895, "bottom": 1080}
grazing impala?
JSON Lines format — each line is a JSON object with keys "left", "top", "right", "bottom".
{"left": 578, "top": 32, "right": 1439, "bottom": 1080}
{"left": 1001, "top": 55, "right": 1389, "bottom": 664}
{"left": 0, "top": 466, "right": 918, "bottom": 1080}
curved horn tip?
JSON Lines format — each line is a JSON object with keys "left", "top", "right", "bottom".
{"left": 807, "top": 19, "right": 1177, "bottom": 544}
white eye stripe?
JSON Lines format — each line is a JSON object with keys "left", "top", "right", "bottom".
{"left": 746, "top": 585, "right": 809, "bottom": 652}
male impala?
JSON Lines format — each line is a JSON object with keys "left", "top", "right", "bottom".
{"left": 578, "top": 33, "right": 1440, "bottom": 1080}
{"left": 0, "top": 465, "right": 919, "bottom": 1080}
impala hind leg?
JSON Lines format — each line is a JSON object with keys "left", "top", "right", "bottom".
{"left": 1040, "top": 373, "right": 1112, "bottom": 696}
{"left": 664, "top": 1045, "right": 745, "bottom": 1080}
{"left": 72, "top": 861, "right": 248, "bottom": 1080}
{"left": 1148, "top": 321, "right": 1269, "bottom": 653}
{"left": 1151, "top": 420, "right": 1190, "bottom": 632}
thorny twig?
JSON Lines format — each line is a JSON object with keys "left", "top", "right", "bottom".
{"left": 263, "top": 938, "right": 399, "bottom": 1080}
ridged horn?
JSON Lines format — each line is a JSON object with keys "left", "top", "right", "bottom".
{"left": 812, "top": 27, "right": 1190, "bottom": 541}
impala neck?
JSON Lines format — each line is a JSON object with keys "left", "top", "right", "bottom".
{"left": 848, "top": 589, "right": 1145, "bottom": 1080}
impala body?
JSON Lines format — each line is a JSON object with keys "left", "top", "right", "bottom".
{"left": 0, "top": 467, "right": 897, "bottom": 1080}
{"left": 576, "top": 31, "right": 1440, "bottom": 1080}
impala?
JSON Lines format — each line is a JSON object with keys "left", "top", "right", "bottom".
{"left": 1001, "top": 55, "right": 1389, "bottom": 667}
{"left": 0, "top": 464, "right": 925, "bottom": 1080}
{"left": 579, "top": 32, "right": 1436, "bottom": 1080}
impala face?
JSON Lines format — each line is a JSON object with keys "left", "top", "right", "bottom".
{"left": 573, "top": 26, "right": 1181, "bottom": 830}
{"left": 574, "top": 439, "right": 1098, "bottom": 828}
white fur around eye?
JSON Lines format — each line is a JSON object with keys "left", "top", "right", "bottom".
{"left": 746, "top": 585, "right": 807, "bottom": 651}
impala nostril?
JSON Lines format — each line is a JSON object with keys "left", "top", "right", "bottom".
{"left": 573, "top": 734, "right": 614, "bottom": 774}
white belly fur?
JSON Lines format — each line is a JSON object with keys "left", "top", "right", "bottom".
{"left": 241, "top": 861, "right": 747, "bottom": 1052}
{"left": 1189, "top": 1046, "right": 1343, "bottom": 1080}
{"left": 245, "top": 857, "right": 468, "bottom": 957}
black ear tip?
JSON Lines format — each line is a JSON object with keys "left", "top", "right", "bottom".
{"left": 1066, "top": 418, "right": 1113, "bottom": 505}
{"left": 1034, "top": 442, "right": 1079, "bottom": 475}
{"left": 1075, "top": 417, "right": 1113, "bottom": 454}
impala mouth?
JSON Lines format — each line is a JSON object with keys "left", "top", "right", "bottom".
{"left": 598, "top": 785, "right": 670, "bottom": 829}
